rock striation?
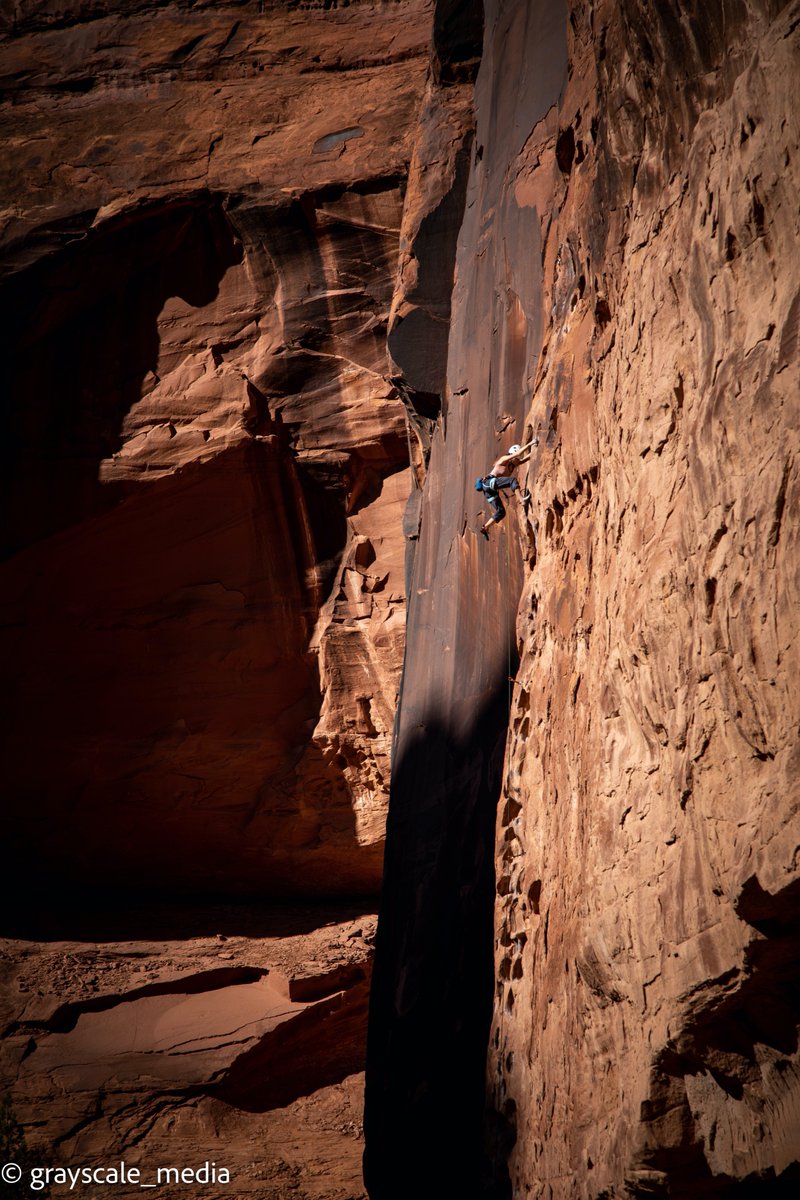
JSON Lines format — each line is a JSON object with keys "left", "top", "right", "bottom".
{"left": 0, "top": 0, "right": 431, "bottom": 898}
{"left": 0, "top": 3, "right": 432, "bottom": 1198}
{"left": 491, "top": 2, "right": 800, "bottom": 1195}
{"left": 366, "top": 0, "right": 800, "bottom": 1198}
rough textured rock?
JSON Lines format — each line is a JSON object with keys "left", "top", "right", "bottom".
{"left": 366, "top": 1, "right": 800, "bottom": 1198}
{"left": 4, "top": 1, "right": 800, "bottom": 1198}
{"left": 0, "top": 0, "right": 429, "bottom": 898}
{"left": 493, "top": 2, "right": 800, "bottom": 1196}
{"left": 0, "top": 904, "right": 375, "bottom": 1198}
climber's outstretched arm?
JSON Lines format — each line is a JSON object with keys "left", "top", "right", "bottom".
{"left": 493, "top": 436, "right": 539, "bottom": 474}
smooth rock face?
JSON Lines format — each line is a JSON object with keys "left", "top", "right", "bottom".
{"left": 366, "top": 1, "right": 800, "bottom": 1198}
{"left": 0, "top": 0, "right": 430, "bottom": 898}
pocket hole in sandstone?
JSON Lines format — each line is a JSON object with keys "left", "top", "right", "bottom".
{"left": 512, "top": 958, "right": 524, "bottom": 980}
{"left": 527, "top": 880, "right": 541, "bottom": 914}
{"left": 752, "top": 195, "right": 765, "bottom": 237}
{"left": 555, "top": 126, "right": 575, "bottom": 175}
{"left": 313, "top": 125, "right": 364, "bottom": 154}
{"left": 502, "top": 797, "right": 523, "bottom": 824}
{"left": 704, "top": 576, "right": 717, "bottom": 619}
{"left": 549, "top": 405, "right": 559, "bottom": 436}
{"left": 502, "top": 840, "right": 519, "bottom": 864}
{"left": 595, "top": 297, "right": 612, "bottom": 328}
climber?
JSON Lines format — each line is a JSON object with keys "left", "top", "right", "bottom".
{"left": 475, "top": 437, "right": 538, "bottom": 538}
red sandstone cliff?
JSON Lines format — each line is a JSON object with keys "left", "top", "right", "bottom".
{"left": 0, "top": 0, "right": 430, "bottom": 897}
{"left": 493, "top": 2, "right": 800, "bottom": 1194}
{"left": 3, "top": 2, "right": 800, "bottom": 1198}
{"left": 0, "top": 2, "right": 432, "bottom": 1196}
{"left": 366, "top": 1, "right": 800, "bottom": 1198}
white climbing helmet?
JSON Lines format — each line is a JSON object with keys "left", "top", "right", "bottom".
{"left": 508, "top": 443, "right": 522, "bottom": 455}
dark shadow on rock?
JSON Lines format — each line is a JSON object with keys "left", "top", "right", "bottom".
{"left": 1, "top": 184, "right": 402, "bottom": 910}
{"left": 0, "top": 192, "right": 241, "bottom": 560}
{"left": 208, "top": 975, "right": 371, "bottom": 1113}
{"left": 630, "top": 870, "right": 800, "bottom": 1197}
{"left": 0, "top": 894, "right": 377, "bottom": 943}
{"left": 626, "top": 1159, "right": 800, "bottom": 1200}
{"left": 433, "top": 0, "right": 484, "bottom": 84}
{"left": 363, "top": 675, "right": 516, "bottom": 1200}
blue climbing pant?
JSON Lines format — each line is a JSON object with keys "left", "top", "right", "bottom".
{"left": 482, "top": 474, "right": 518, "bottom": 521}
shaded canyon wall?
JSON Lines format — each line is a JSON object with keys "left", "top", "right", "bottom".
{"left": 366, "top": 0, "right": 800, "bottom": 1198}
{"left": 0, "top": 0, "right": 432, "bottom": 899}
{"left": 0, "top": 3, "right": 433, "bottom": 1197}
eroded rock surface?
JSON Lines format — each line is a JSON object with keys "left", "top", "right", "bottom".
{"left": 366, "top": 1, "right": 800, "bottom": 1198}
{"left": 0, "top": 3, "right": 431, "bottom": 1198}
{"left": 4, "top": 1, "right": 800, "bottom": 1198}
{"left": 492, "top": 2, "right": 800, "bottom": 1195}
{"left": 0, "top": 0, "right": 430, "bottom": 898}
{"left": 0, "top": 904, "right": 375, "bottom": 1198}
